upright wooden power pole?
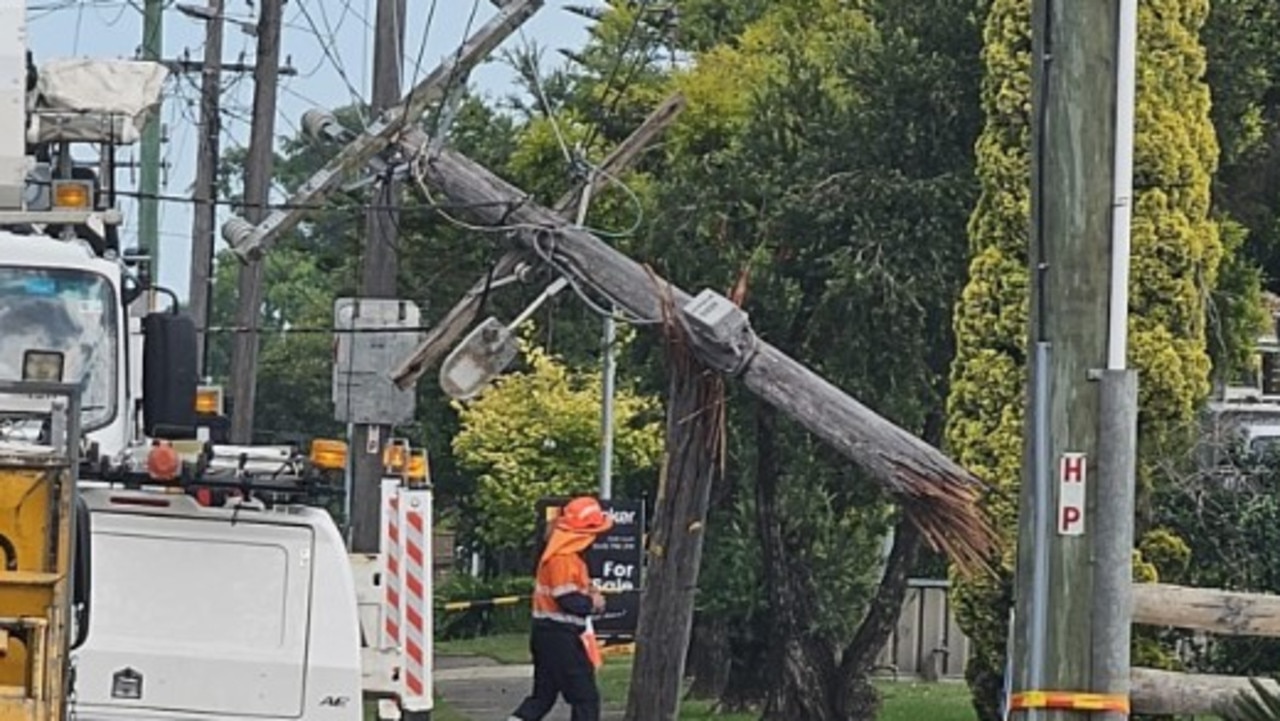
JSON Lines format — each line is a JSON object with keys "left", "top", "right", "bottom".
{"left": 189, "top": 0, "right": 224, "bottom": 376}
{"left": 1009, "top": 0, "right": 1134, "bottom": 719}
{"left": 228, "top": 0, "right": 283, "bottom": 443}
{"left": 348, "top": 0, "right": 408, "bottom": 552}
{"left": 139, "top": 0, "right": 163, "bottom": 280}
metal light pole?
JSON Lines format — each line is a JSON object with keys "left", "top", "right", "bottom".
{"left": 574, "top": 171, "right": 613, "bottom": 501}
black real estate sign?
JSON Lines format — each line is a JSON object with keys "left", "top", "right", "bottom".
{"left": 535, "top": 497, "right": 645, "bottom": 640}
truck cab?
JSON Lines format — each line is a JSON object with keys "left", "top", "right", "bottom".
{"left": 0, "top": 235, "right": 132, "bottom": 456}
{"left": 0, "top": 10, "right": 370, "bottom": 720}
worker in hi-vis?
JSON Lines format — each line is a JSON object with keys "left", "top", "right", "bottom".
{"left": 507, "top": 496, "right": 613, "bottom": 721}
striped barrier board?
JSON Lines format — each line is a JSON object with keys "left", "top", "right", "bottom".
{"left": 380, "top": 480, "right": 401, "bottom": 650}
{"left": 400, "top": 486, "right": 433, "bottom": 712}
{"left": 379, "top": 481, "right": 434, "bottom": 716}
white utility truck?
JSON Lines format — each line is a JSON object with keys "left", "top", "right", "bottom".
{"left": 0, "top": 2, "right": 429, "bottom": 719}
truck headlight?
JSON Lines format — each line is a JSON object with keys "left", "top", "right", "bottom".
{"left": 22, "top": 350, "right": 64, "bottom": 382}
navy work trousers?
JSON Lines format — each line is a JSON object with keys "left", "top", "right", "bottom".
{"left": 510, "top": 624, "right": 600, "bottom": 721}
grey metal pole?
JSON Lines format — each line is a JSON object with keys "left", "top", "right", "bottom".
{"left": 573, "top": 173, "right": 613, "bottom": 501}
{"left": 1090, "top": 369, "right": 1138, "bottom": 721}
{"left": 600, "top": 313, "right": 616, "bottom": 500}
{"left": 1027, "top": 341, "right": 1053, "bottom": 721}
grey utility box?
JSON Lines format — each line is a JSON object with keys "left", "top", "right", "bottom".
{"left": 332, "top": 298, "right": 421, "bottom": 424}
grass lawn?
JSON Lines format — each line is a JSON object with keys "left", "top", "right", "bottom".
{"left": 435, "top": 634, "right": 979, "bottom": 720}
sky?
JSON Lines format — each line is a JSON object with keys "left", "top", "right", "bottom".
{"left": 26, "top": 0, "right": 598, "bottom": 298}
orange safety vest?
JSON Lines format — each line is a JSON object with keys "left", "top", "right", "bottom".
{"left": 531, "top": 528, "right": 595, "bottom": 628}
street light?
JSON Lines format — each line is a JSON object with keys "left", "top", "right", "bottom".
{"left": 439, "top": 277, "right": 569, "bottom": 401}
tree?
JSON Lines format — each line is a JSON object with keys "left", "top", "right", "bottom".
{"left": 601, "top": 0, "right": 986, "bottom": 716}
{"left": 1199, "top": 0, "right": 1276, "bottom": 384}
{"left": 450, "top": 326, "right": 663, "bottom": 560}
{"left": 1203, "top": 0, "right": 1280, "bottom": 292}
{"left": 946, "top": 0, "right": 1227, "bottom": 717}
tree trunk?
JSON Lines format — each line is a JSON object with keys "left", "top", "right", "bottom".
{"left": 684, "top": 615, "right": 730, "bottom": 700}
{"left": 685, "top": 397, "right": 749, "bottom": 703}
{"left": 754, "top": 402, "right": 930, "bottom": 721}
{"left": 754, "top": 405, "right": 841, "bottom": 721}
{"left": 833, "top": 518, "right": 923, "bottom": 719}
{"left": 624, "top": 315, "right": 726, "bottom": 721}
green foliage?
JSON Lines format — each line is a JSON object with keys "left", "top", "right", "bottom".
{"left": 947, "top": 0, "right": 1227, "bottom": 717}
{"left": 1210, "top": 219, "right": 1269, "bottom": 384}
{"left": 1225, "top": 678, "right": 1280, "bottom": 721}
{"left": 1127, "top": 0, "right": 1222, "bottom": 475}
{"left": 1200, "top": 0, "right": 1275, "bottom": 377}
{"left": 1203, "top": 0, "right": 1280, "bottom": 291}
{"left": 1137, "top": 528, "right": 1192, "bottom": 583}
{"left": 628, "top": 0, "right": 983, "bottom": 714}
{"left": 944, "top": 0, "right": 1031, "bottom": 716}
{"left": 206, "top": 246, "right": 343, "bottom": 442}
{"left": 1149, "top": 448, "right": 1280, "bottom": 678}
{"left": 451, "top": 329, "right": 663, "bottom": 555}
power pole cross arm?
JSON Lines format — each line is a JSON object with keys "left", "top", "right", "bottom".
{"left": 220, "top": 0, "right": 544, "bottom": 262}
{"left": 388, "top": 92, "right": 687, "bottom": 389}
{"left": 409, "top": 141, "right": 997, "bottom": 570}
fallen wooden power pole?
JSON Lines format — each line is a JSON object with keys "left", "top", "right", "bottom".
{"left": 389, "top": 92, "right": 687, "bottom": 389}
{"left": 407, "top": 141, "right": 996, "bottom": 570}
{"left": 1130, "top": 582, "right": 1280, "bottom": 715}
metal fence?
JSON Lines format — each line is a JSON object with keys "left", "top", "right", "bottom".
{"left": 873, "top": 579, "right": 971, "bottom": 680}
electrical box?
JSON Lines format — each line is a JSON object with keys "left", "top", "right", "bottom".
{"left": 682, "top": 289, "right": 750, "bottom": 344}
{"left": 332, "top": 298, "right": 421, "bottom": 425}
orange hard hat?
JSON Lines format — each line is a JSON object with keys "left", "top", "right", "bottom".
{"left": 555, "top": 496, "right": 614, "bottom": 535}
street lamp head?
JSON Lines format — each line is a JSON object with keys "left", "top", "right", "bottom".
{"left": 303, "top": 109, "right": 356, "bottom": 145}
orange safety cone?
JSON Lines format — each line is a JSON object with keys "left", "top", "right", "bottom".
{"left": 581, "top": 617, "right": 604, "bottom": 669}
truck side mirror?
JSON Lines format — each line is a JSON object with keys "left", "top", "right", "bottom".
{"left": 71, "top": 495, "right": 91, "bottom": 650}
{"left": 142, "top": 312, "right": 199, "bottom": 439}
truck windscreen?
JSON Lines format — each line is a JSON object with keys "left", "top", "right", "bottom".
{"left": 0, "top": 267, "right": 118, "bottom": 429}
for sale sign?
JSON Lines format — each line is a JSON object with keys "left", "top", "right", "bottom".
{"left": 1058, "top": 452, "right": 1087, "bottom": 536}
{"left": 536, "top": 497, "right": 645, "bottom": 640}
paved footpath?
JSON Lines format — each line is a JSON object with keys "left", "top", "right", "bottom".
{"left": 434, "top": 656, "right": 624, "bottom": 721}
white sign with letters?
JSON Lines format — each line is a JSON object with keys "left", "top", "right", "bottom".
{"left": 1058, "top": 452, "right": 1087, "bottom": 536}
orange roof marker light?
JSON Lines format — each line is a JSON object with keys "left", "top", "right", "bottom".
{"left": 407, "top": 450, "right": 428, "bottom": 482}
{"left": 383, "top": 441, "right": 409, "bottom": 474}
{"left": 195, "top": 386, "right": 224, "bottom": 415}
{"left": 52, "top": 179, "right": 93, "bottom": 209}
{"left": 310, "top": 439, "right": 348, "bottom": 471}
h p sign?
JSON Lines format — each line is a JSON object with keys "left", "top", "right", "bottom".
{"left": 1058, "top": 452, "right": 1087, "bottom": 536}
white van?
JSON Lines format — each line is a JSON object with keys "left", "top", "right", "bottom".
{"left": 68, "top": 489, "right": 363, "bottom": 721}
